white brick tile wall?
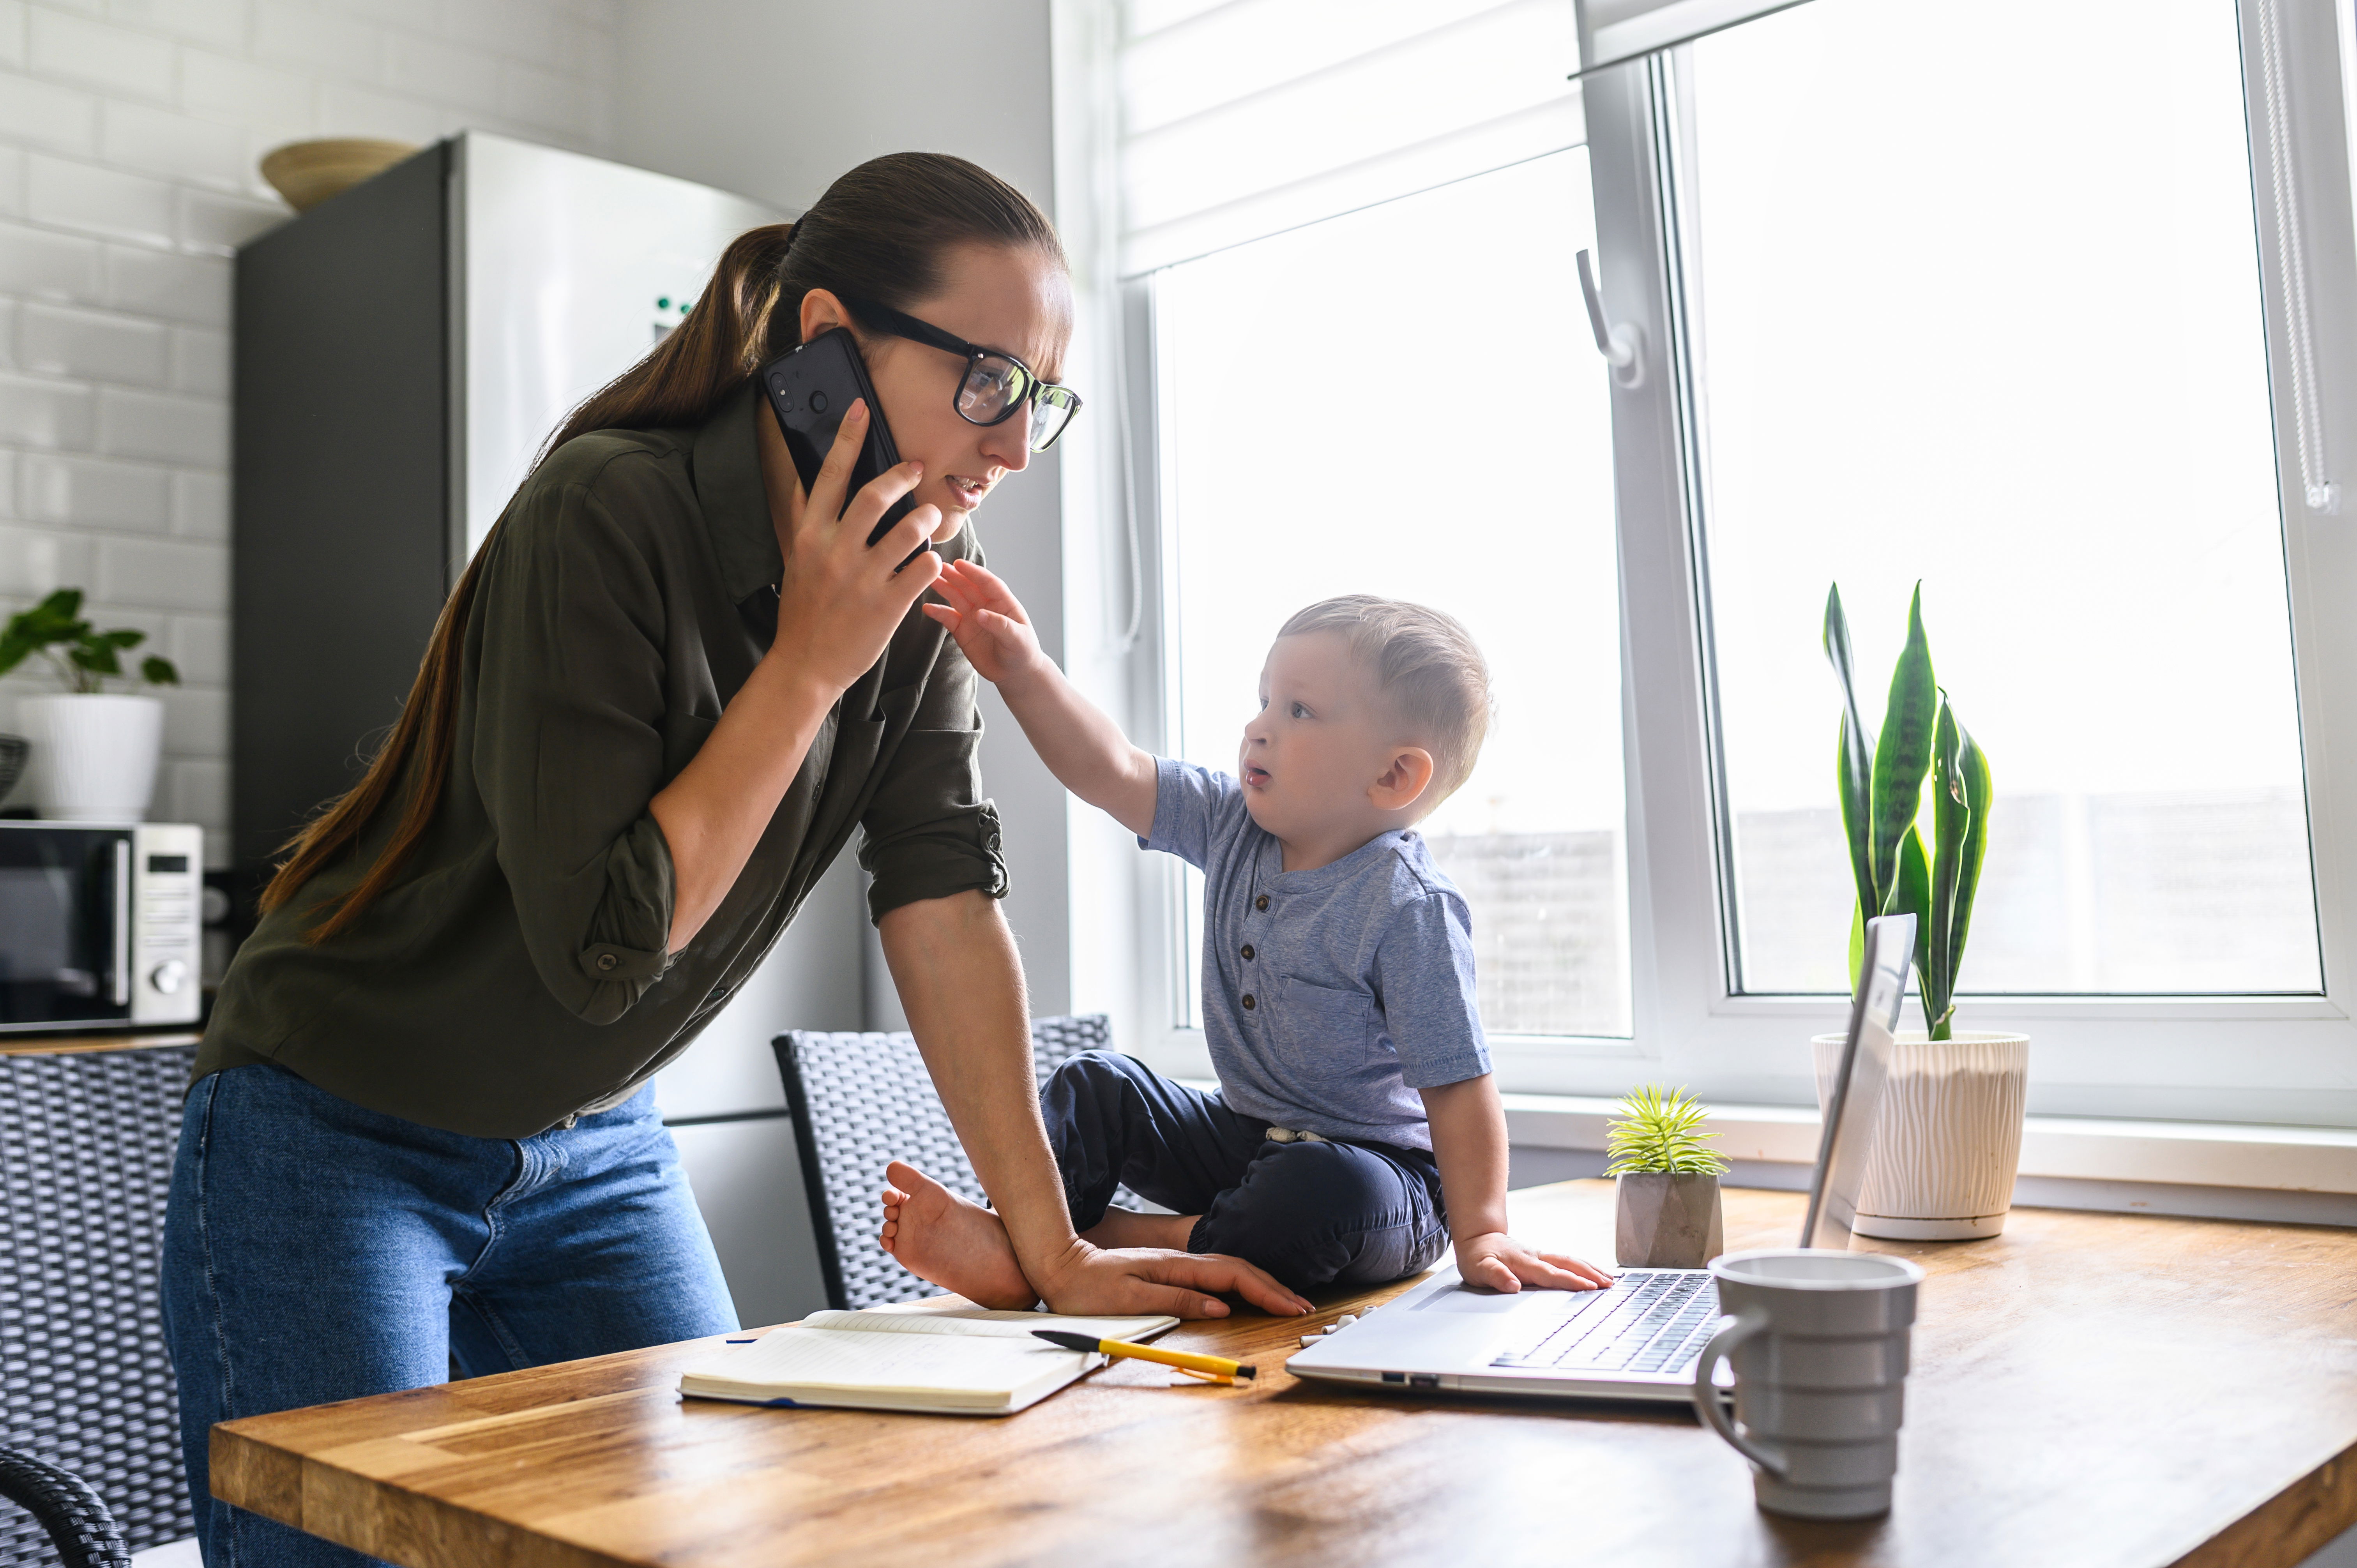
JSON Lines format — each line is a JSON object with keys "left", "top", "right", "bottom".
{"left": 102, "top": 243, "right": 227, "bottom": 321}
{"left": 28, "top": 153, "right": 175, "bottom": 245}
{"left": 98, "top": 532, "right": 225, "bottom": 609}
{"left": 29, "top": 9, "right": 173, "bottom": 98}
{"left": 169, "top": 467, "right": 223, "bottom": 538}
{"left": 19, "top": 300, "right": 166, "bottom": 383}
{"left": 103, "top": 102, "right": 253, "bottom": 190}
{"left": 97, "top": 386, "right": 226, "bottom": 464}
{"left": 167, "top": 611, "right": 226, "bottom": 683}
{"left": 0, "top": 219, "right": 101, "bottom": 298}
{"left": 169, "top": 324, "right": 226, "bottom": 396}
{"left": 0, "top": 0, "right": 619, "bottom": 862}
{"left": 0, "top": 70, "right": 101, "bottom": 154}
{"left": 21, "top": 451, "right": 168, "bottom": 528}
{"left": 0, "top": 370, "right": 93, "bottom": 445}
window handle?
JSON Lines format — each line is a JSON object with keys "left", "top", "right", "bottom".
{"left": 1576, "top": 249, "right": 1645, "bottom": 388}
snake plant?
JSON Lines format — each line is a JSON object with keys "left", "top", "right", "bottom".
{"left": 1823, "top": 583, "right": 1992, "bottom": 1040}
{"left": 1604, "top": 1085, "right": 1731, "bottom": 1176}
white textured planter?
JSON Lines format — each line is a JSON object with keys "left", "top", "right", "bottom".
{"left": 1811, "top": 1030, "right": 2030, "bottom": 1241}
{"left": 16, "top": 693, "right": 163, "bottom": 821}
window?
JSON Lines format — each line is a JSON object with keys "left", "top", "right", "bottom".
{"left": 1060, "top": 0, "right": 2357, "bottom": 1123}
{"left": 1157, "top": 150, "right": 1631, "bottom": 1038}
{"left": 1677, "top": 0, "right": 2323, "bottom": 997}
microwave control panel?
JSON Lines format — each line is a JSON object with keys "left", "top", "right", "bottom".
{"left": 132, "top": 823, "right": 203, "bottom": 1024}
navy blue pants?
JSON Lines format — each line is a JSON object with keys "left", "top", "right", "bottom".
{"left": 1039, "top": 1051, "right": 1450, "bottom": 1293}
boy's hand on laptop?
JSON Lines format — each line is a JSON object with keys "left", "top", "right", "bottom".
{"left": 922, "top": 559, "right": 1047, "bottom": 689}
{"left": 1456, "top": 1232, "right": 1615, "bottom": 1294}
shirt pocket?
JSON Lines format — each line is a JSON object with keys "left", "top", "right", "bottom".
{"left": 1274, "top": 976, "right": 1383, "bottom": 1090}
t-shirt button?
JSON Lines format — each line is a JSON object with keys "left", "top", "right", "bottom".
{"left": 596, "top": 952, "right": 618, "bottom": 973}
{"left": 1240, "top": 944, "right": 1255, "bottom": 961}
{"left": 1241, "top": 992, "right": 1257, "bottom": 1010}
{"left": 1254, "top": 895, "right": 1270, "bottom": 911}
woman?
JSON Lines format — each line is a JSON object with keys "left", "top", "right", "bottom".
{"left": 163, "top": 153, "right": 1305, "bottom": 1568}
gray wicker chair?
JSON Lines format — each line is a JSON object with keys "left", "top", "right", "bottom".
{"left": 774, "top": 1014, "right": 1118, "bottom": 1310}
{"left": 0, "top": 1044, "right": 194, "bottom": 1568}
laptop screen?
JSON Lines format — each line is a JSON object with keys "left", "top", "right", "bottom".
{"left": 1800, "top": 913, "right": 1912, "bottom": 1250}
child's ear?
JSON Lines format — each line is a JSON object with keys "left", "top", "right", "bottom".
{"left": 1370, "top": 747, "right": 1436, "bottom": 815}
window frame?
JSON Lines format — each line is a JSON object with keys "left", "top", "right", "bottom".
{"left": 1066, "top": 0, "right": 2357, "bottom": 1128}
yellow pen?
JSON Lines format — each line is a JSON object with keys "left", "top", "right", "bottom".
{"left": 1032, "top": 1330, "right": 1258, "bottom": 1381}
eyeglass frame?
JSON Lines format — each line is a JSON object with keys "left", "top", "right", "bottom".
{"left": 836, "top": 295, "right": 1081, "bottom": 451}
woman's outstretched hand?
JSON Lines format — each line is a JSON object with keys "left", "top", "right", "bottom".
{"left": 771, "top": 398, "right": 945, "bottom": 693}
{"left": 922, "top": 558, "right": 1049, "bottom": 689}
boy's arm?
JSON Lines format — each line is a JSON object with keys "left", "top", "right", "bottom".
{"left": 1421, "top": 1075, "right": 1615, "bottom": 1293}
{"left": 922, "top": 559, "right": 1159, "bottom": 838}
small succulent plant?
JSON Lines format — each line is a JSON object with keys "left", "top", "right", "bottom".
{"left": 0, "top": 589, "right": 179, "bottom": 694}
{"left": 1604, "top": 1084, "right": 1731, "bottom": 1176}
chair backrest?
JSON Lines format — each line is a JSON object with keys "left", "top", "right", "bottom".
{"left": 774, "top": 1015, "right": 1111, "bottom": 1311}
{"left": 0, "top": 1045, "right": 195, "bottom": 1566}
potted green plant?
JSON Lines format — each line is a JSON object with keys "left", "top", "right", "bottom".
{"left": 1, "top": 589, "right": 180, "bottom": 821}
{"left": 1820, "top": 583, "right": 2028, "bottom": 1240}
{"left": 1607, "top": 1084, "right": 1729, "bottom": 1268}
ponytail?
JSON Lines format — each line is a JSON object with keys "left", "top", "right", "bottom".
{"left": 261, "top": 153, "right": 1062, "bottom": 940}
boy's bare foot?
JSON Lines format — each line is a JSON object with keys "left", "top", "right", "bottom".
{"left": 878, "top": 1160, "right": 1037, "bottom": 1310}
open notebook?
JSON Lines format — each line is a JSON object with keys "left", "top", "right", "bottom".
{"left": 677, "top": 1298, "right": 1180, "bottom": 1416}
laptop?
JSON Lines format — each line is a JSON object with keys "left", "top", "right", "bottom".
{"left": 1286, "top": 913, "right": 1912, "bottom": 1404}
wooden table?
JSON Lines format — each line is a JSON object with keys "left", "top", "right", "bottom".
{"left": 211, "top": 1181, "right": 2357, "bottom": 1568}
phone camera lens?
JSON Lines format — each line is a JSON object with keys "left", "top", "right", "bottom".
{"left": 779, "top": 396, "right": 795, "bottom": 411}
{"left": 809, "top": 390, "right": 829, "bottom": 413}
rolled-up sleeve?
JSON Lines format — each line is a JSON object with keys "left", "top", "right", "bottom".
{"left": 857, "top": 614, "right": 1008, "bottom": 923}
{"left": 470, "top": 476, "right": 678, "bottom": 1024}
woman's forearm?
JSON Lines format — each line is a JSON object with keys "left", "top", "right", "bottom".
{"left": 1420, "top": 1074, "right": 1512, "bottom": 1240}
{"left": 649, "top": 651, "right": 839, "bottom": 951}
{"left": 995, "top": 659, "right": 1159, "bottom": 839}
{"left": 878, "top": 890, "right": 1085, "bottom": 1271}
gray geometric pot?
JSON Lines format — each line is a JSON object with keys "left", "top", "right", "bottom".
{"left": 1615, "top": 1172, "right": 1726, "bottom": 1268}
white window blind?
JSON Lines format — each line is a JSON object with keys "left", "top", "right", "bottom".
{"left": 1113, "top": 0, "right": 1587, "bottom": 276}
{"left": 1574, "top": 0, "right": 1818, "bottom": 73}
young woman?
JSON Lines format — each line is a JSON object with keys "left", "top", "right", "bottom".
{"left": 163, "top": 153, "right": 1306, "bottom": 1568}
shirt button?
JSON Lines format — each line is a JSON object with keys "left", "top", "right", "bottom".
{"left": 1255, "top": 895, "right": 1270, "bottom": 911}
{"left": 1240, "top": 944, "right": 1255, "bottom": 961}
{"left": 1241, "top": 993, "right": 1257, "bottom": 1010}
{"left": 596, "top": 953, "right": 618, "bottom": 973}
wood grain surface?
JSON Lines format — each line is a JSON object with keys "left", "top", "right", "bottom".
{"left": 210, "top": 1181, "right": 2357, "bottom": 1568}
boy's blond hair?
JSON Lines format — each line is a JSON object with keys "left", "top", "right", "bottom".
{"left": 1277, "top": 596, "right": 1492, "bottom": 807}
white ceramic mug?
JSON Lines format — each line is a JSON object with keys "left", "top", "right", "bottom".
{"left": 1689, "top": 1247, "right": 1927, "bottom": 1519}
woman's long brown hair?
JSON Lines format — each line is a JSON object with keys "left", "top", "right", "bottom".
{"left": 261, "top": 152, "right": 1064, "bottom": 941}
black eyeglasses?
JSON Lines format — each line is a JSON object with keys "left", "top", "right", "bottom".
{"left": 839, "top": 296, "right": 1081, "bottom": 452}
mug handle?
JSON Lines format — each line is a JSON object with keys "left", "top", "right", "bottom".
{"left": 1691, "top": 1307, "right": 1788, "bottom": 1478}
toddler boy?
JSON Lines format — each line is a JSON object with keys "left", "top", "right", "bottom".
{"left": 880, "top": 563, "right": 1610, "bottom": 1300}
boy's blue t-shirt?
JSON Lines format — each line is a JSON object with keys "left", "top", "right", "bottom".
{"left": 1142, "top": 757, "right": 1490, "bottom": 1151}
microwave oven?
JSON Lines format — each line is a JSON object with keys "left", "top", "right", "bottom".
{"left": 0, "top": 821, "right": 204, "bottom": 1033}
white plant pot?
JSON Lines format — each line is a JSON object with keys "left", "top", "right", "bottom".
{"left": 16, "top": 693, "right": 164, "bottom": 822}
{"left": 1811, "top": 1029, "right": 2030, "bottom": 1241}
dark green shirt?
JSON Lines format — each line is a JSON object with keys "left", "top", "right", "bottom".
{"left": 197, "top": 383, "right": 1006, "bottom": 1137}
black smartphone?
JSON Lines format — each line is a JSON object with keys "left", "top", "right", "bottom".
{"left": 757, "top": 328, "right": 925, "bottom": 554}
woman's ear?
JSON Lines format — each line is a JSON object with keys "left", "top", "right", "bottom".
{"left": 798, "top": 287, "right": 851, "bottom": 344}
{"left": 1370, "top": 747, "right": 1437, "bottom": 816}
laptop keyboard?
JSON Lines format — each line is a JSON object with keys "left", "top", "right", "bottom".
{"left": 1488, "top": 1271, "right": 1721, "bottom": 1375}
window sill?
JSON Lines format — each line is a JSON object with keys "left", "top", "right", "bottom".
{"left": 1501, "top": 1093, "right": 2357, "bottom": 1228}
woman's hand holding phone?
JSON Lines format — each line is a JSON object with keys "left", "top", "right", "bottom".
{"left": 770, "top": 398, "right": 944, "bottom": 694}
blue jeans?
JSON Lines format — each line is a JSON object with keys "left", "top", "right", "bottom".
{"left": 1040, "top": 1051, "right": 1450, "bottom": 1293}
{"left": 161, "top": 1064, "right": 738, "bottom": 1568}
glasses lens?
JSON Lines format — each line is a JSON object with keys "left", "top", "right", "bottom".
{"left": 956, "top": 355, "right": 1026, "bottom": 424}
{"left": 1029, "top": 386, "right": 1079, "bottom": 451}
